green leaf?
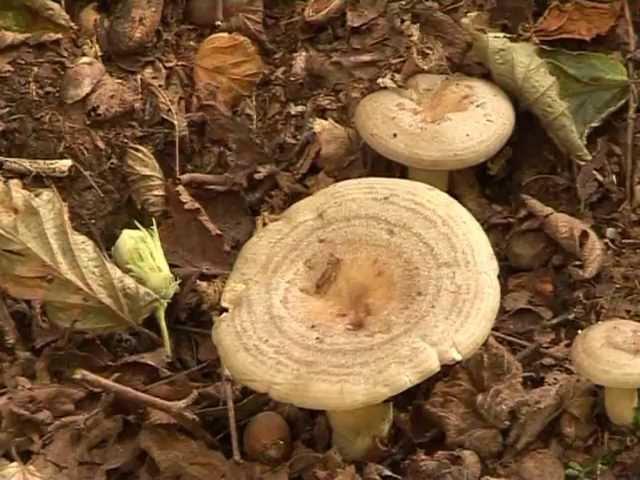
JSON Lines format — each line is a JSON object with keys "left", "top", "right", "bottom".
{"left": 540, "top": 48, "right": 630, "bottom": 138}
{"left": 466, "top": 23, "right": 630, "bottom": 161}
{"left": 0, "top": 179, "right": 159, "bottom": 332}
{"left": 0, "top": 0, "right": 72, "bottom": 34}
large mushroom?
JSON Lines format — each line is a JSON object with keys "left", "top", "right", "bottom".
{"left": 571, "top": 319, "right": 640, "bottom": 427}
{"left": 212, "top": 178, "right": 500, "bottom": 460}
{"left": 354, "top": 74, "right": 515, "bottom": 190}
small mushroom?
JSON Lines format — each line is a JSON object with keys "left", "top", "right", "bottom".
{"left": 212, "top": 177, "right": 501, "bottom": 460}
{"left": 571, "top": 319, "right": 640, "bottom": 426}
{"left": 354, "top": 74, "right": 515, "bottom": 190}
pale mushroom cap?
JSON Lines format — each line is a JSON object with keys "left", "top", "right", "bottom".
{"left": 571, "top": 319, "right": 640, "bottom": 389}
{"left": 213, "top": 178, "right": 500, "bottom": 411}
{"left": 354, "top": 74, "right": 515, "bottom": 170}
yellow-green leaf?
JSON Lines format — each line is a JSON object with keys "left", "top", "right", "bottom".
{"left": 467, "top": 25, "right": 629, "bottom": 161}
{"left": 0, "top": 179, "right": 158, "bottom": 332}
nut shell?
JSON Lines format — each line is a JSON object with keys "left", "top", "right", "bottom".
{"left": 243, "top": 411, "right": 292, "bottom": 465}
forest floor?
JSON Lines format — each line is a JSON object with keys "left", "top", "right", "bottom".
{"left": 1, "top": 0, "right": 640, "bottom": 479}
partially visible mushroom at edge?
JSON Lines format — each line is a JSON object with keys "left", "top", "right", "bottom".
{"left": 211, "top": 178, "right": 500, "bottom": 460}
{"left": 571, "top": 319, "right": 640, "bottom": 427}
{"left": 354, "top": 74, "right": 515, "bottom": 191}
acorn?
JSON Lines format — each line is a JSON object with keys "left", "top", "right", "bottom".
{"left": 242, "top": 411, "right": 292, "bottom": 465}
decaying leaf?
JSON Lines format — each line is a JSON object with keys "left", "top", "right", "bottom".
{"left": 404, "top": 450, "right": 482, "bottom": 480}
{"left": 96, "top": 0, "right": 163, "bottom": 55}
{"left": 505, "top": 375, "right": 581, "bottom": 455}
{"left": 0, "top": 179, "right": 158, "bottom": 331}
{"left": 533, "top": 0, "right": 621, "bottom": 41}
{"left": 125, "top": 144, "right": 167, "bottom": 217}
{"left": 158, "top": 183, "right": 233, "bottom": 276}
{"left": 522, "top": 195, "right": 605, "bottom": 279}
{"left": 0, "top": 31, "right": 62, "bottom": 49}
{"left": 21, "top": 0, "right": 75, "bottom": 30}
{"left": 467, "top": 22, "right": 630, "bottom": 161}
{"left": 61, "top": 56, "right": 106, "bottom": 104}
{"left": 424, "top": 338, "right": 526, "bottom": 459}
{"left": 193, "top": 32, "right": 264, "bottom": 109}
{"left": 139, "top": 425, "right": 228, "bottom": 479}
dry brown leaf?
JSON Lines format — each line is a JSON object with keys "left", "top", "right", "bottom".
{"left": 0, "top": 179, "right": 158, "bottom": 332}
{"left": 125, "top": 144, "right": 167, "bottom": 217}
{"left": 22, "top": 0, "right": 75, "bottom": 29}
{"left": 61, "top": 57, "right": 106, "bottom": 104}
{"left": 404, "top": 450, "right": 482, "bottom": 480}
{"left": 193, "top": 32, "right": 264, "bottom": 110}
{"left": 533, "top": 0, "right": 622, "bottom": 41}
{"left": 139, "top": 425, "right": 228, "bottom": 479}
{"left": 158, "top": 183, "right": 233, "bottom": 276}
{"left": 505, "top": 375, "right": 580, "bottom": 455}
{"left": 522, "top": 195, "right": 605, "bottom": 279}
{"left": 515, "top": 450, "right": 565, "bottom": 480}
{"left": 96, "top": 0, "right": 163, "bottom": 55}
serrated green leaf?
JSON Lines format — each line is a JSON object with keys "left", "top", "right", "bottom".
{"left": 467, "top": 24, "right": 630, "bottom": 162}
{"left": 540, "top": 48, "right": 629, "bottom": 137}
{"left": 0, "top": 179, "right": 159, "bottom": 332}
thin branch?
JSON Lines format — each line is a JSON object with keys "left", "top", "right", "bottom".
{"left": 623, "top": 0, "right": 638, "bottom": 204}
{"left": 223, "top": 368, "right": 242, "bottom": 462}
{"left": 73, "top": 368, "right": 218, "bottom": 448}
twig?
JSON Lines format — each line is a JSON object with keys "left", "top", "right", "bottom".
{"left": 72, "top": 368, "right": 218, "bottom": 448}
{"left": 0, "top": 156, "right": 73, "bottom": 177}
{"left": 623, "top": 0, "right": 638, "bottom": 205}
{"left": 491, "top": 331, "right": 566, "bottom": 361}
{"left": 223, "top": 368, "right": 242, "bottom": 462}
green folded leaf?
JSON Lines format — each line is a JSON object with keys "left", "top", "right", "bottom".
{"left": 0, "top": 179, "right": 159, "bottom": 332}
{"left": 467, "top": 24, "right": 630, "bottom": 161}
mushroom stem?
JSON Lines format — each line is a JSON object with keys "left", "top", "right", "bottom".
{"left": 326, "top": 402, "right": 393, "bottom": 461}
{"left": 603, "top": 387, "right": 639, "bottom": 426}
{"left": 407, "top": 167, "right": 449, "bottom": 191}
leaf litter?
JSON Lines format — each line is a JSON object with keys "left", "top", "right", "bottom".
{"left": 1, "top": 0, "right": 640, "bottom": 478}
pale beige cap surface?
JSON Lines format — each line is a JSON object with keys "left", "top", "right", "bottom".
{"left": 571, "top": 319, "right": 640, "bottom": 389}
{"left": 212, "top": 178, "right": 500, "bottom": 411}
{"left": 354, "top": 74, "right": 515, "bottom": 170}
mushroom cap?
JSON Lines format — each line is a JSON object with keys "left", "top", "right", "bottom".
{"left": 354, "top": 74, "right": 515, "bottom": 170}
{"left": 212, "top": 178, "right": 500, "bottom": 411}
{"left": 571, "top": 319, "right": 640, "bottom": 389}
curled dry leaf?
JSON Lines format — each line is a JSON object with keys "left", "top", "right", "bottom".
{"left": 467, "top": 21, "right": 629, "bottom": 161}
{"left": 312, "top": 118, "right": 359, "bottom": 174}
{"left": 0, "top": 179, "right": 158, "bottom": 332}
{"left": 533, "top": 0, "right": 621, "bottom": 41}
{"left": 522, "top": 195, "right": 605, "bottom": 279}
{"left": 124, "top": 144, "right": 167, "bottom": 217}
{"left": 193, "top": 32, "right": 264, "bottom": 110}
{"left": 61, "top": 57, "right": 106, "bottom": 104}
{"left": 97, "top": 0, "right": 163, "bottom": 55}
